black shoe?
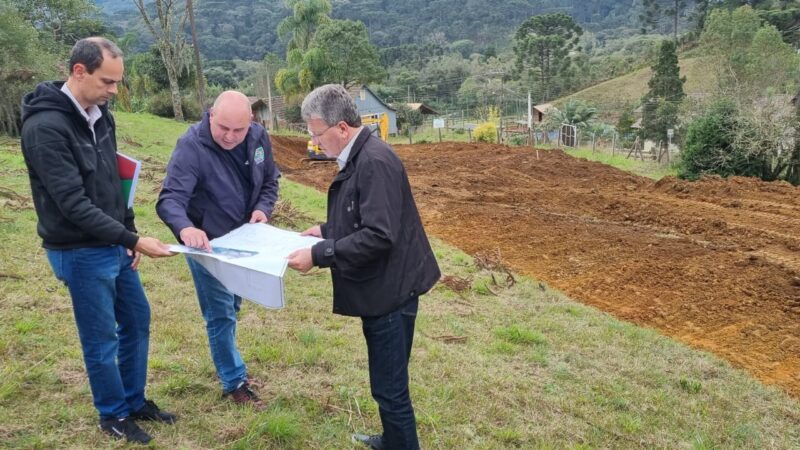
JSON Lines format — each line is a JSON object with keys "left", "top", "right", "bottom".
{"left": 131, "top": 399, "right": 177, "bottom": 424}
{"left": 99, "top": 417, "right": 152, "bottom": 444}
{"left": 352, "top": 433, "right": 384, "bottom": 449}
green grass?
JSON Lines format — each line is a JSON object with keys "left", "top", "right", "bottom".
{"left": 387, "top": 127, "right": 472, "bottom": 145}
{"left": 558, "top": 57, "right": 717, "bottom": 122}
{"left": 1, "top": 113, "right": 799, "bottom": 448}
{"left": 563, "top": 146, "right": 679, "bottom": 179}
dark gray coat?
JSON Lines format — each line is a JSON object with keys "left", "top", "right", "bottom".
{"left": 311, "top": 128, "right": 440, "bottom": 317}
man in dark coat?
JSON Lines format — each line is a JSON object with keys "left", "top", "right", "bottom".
{"left": 20, "top": 37, "right": 175, "bottom": 444}
{"left": 287, "top": 84, "right": 440, "bottom": 450}
{"left": 157, "top": 90, "right": 280, "bottom": 409}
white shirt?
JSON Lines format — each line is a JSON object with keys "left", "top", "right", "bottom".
{"left": 336, "top": 126, "right": 364, "bottom": 171}
{"left": 61, "top": 83, "right": 102, "bottom": 143}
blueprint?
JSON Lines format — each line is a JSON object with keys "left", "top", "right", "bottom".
{"left": 169, "top": 223, "right": 322, "bottom": 309}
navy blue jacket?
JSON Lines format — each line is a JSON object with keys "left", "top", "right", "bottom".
{"left": 20, "top": 81, "right": 139, "bottom": 250}
{"left": 311, "top": 128, "right": 440, "bottom": 317}
{"left": 156, "top": 112, "right": 280, "bottom": 240}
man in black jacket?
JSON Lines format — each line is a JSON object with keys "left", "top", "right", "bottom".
{"left": 20, "top": 37, "right": 174, "bottom": 445}
{"left": 287, "top": 84, "right": 440, "bottom": 450}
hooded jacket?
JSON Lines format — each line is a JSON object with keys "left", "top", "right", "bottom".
{"left": 156, "top": 111, "right": 280, "bottom": 241}
{"left": 20, "top": 81, "right": 139, "bottom": 250}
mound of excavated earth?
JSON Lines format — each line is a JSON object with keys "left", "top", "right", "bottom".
{"left": 270, "top": 135, "right": 800, "bottom": 397}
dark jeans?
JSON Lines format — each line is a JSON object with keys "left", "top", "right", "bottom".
{"left": 361, "top": 297, "right": 420, "bottom": 450}
{"left": 46, "top": 246, "right": 150, "bottom": 420}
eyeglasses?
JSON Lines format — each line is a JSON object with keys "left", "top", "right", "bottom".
{"left": 308, "top": 123, "right": 337, "bottom": 139}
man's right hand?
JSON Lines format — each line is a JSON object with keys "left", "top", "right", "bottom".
{"left": 134, "top": 236, "right": 174, "bottom": 257}
{"left": 180, "top": 226, "right": 212, "bottom": 252}
{"left": 300, "top": 225, "right": 322, "bottom": 238}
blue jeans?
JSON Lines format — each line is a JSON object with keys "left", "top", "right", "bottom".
{"left": 186, "top": 257, "right": 247, "bottom": 392}
{"left": 46, "top": 246, "right": 150, "bottom": 420}
{"left": 361, "top": 297, "right": 420, "bottom": 450}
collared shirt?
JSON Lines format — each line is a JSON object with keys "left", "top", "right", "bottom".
{"left": 337, "top": 126, "right": 363, "bottom": 171}
{"left": 60, "top": 83, "right": 102, "bottom": 143}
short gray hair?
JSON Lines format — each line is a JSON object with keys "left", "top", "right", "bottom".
{"left": 301, "top": 84, "right": 361, "bottom": 127}
{"left": 68, "top": 37, "right": 123, "bottom": 74}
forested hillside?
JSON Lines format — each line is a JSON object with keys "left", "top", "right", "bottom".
{"left": 100, "top": 0, "right": 679, "bottom": 60}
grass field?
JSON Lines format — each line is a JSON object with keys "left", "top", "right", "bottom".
{"left": 1, "top": 112, "right": 799, "bottom": 449}
{"left": 559, "top": 57, "right": 716, "bottom": 122}
{"left": 558, "top": 146, "right": 679, "bottom": 180}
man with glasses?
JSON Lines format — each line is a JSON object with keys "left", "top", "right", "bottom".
{"left": 157, "top": 90, "right": 280, "bottom": 409}
{"left": 287, "top": 84, "right": 440, "bottom": 450}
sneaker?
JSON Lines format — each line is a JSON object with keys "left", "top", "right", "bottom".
{"left": 224, "top": 381, "right": 266, "bottom": 411}
{"left": 131, "top": 399, "right": 177, "bottom": 424}
{"left": 351, "top": 433, "right": 384, "bottom": 449}
{"left": 99, "top": 416, "right": 152, "bottom": 444}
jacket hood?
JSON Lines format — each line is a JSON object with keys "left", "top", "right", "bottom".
{"left": 196, "top": 110, "right": 215, "bottom": 146}
{"left": 21, "top": 81, "right": 98, "bottom": 123}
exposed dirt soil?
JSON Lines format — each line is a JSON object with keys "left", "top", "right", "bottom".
{"left": 270, "top": 135, "right": 800, "bottom": 397}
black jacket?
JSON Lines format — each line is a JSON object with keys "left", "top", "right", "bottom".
{"left": 20, "top": 81, "right": 138, "bottom": 250}
{"left": 312, "top": 128, "right": 440, "bottom": 317}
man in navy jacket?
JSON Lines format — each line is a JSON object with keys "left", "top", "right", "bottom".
{"left": 288, "top": 84, "right": 440, "bottom": 450}
{"left": 157, "top": 91, "right": 280, "bottom": 409}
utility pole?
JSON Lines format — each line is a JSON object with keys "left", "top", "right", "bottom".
{"left": 527, "top": 90, "right": 532, "bottom": 145}
{"left": 266, "top": 66, "right": 275, "bottom": 131}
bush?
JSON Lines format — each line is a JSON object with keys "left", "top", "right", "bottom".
{"left": 508, "top": 135, "right": 527, "bottom": 146}
{"left": 147, "top": 91, "right": 203, "bottom": 121}
{"left": 679, "top": 100, "right": 768, "bottom": 180}
{"left": 474, "top": 122, "right": 497, "bottom": 143}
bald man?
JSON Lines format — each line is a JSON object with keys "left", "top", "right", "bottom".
{"left": 157, "top": 91, "right": 280, "bottom": 409}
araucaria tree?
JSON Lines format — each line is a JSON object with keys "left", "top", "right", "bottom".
{"left": 513, "top": 13, "right": 582, "bottom": 102}
{"left": 641, "top": 39, "right": 685, "bottom": 151}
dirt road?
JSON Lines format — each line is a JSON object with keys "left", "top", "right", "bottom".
{"left": 271, "top": 136, "right": 800, "bottom": 396}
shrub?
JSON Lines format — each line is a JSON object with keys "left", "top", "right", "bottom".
{"left": 679, "top": 100, "right": 768, "bottom": 180}
{"left": 508, "top": 135, "right": 527, "bottom": 146}
{"left": 147, "top": 91, "right": 203, "bottom": 121}
{"left": 474, "top": 122, "right": 497, "bottom": 143}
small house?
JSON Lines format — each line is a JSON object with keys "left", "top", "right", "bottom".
{"left": 249, "top": 96, "right": 285, "bottom": 130}
{"left": 406, "top": 102, "right": 440, "bottom": 116}
{"left": 348, "top": 85, "right": 398, "bottom": 135}
{"left": 532, "top": 103, "right": 554, "bottom": 123}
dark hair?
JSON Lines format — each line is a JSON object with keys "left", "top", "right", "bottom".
{"left": 68, "top": 37, "right": 123, "bottom": 74}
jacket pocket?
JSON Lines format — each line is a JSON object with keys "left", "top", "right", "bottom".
{"left": 338, "top": 262, "right": 381, "bottom": 282}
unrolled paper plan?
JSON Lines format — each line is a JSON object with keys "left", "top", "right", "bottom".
{"left": 169, "top": 223, "right": 322, "bottom": 309}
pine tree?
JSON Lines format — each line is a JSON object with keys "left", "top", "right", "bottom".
{"left": 646, "top": 40, "right": 686, "bottom": 102}
{"left": 641, "top": 40, "right": 685, "bottom": 151}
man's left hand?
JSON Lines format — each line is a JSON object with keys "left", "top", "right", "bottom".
{"left": 127, "top": 249, "right": 142, "bottom": 270}
{"left": 287, "top": 248, "right": 314, "bottom": 272}
{"left": 250, "top": 210, "right": 269, "bottom": 223}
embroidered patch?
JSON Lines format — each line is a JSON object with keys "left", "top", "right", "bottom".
{"left": 254, "top": 146, "right": 265, "bottom": 164}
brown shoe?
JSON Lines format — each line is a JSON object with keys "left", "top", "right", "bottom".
{"left": 225, "top": 381, "right": 266, "bottom": 411}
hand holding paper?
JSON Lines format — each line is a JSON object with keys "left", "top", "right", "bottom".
{"left": 287, "top": 248, "right": 314, "bottom": 272}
